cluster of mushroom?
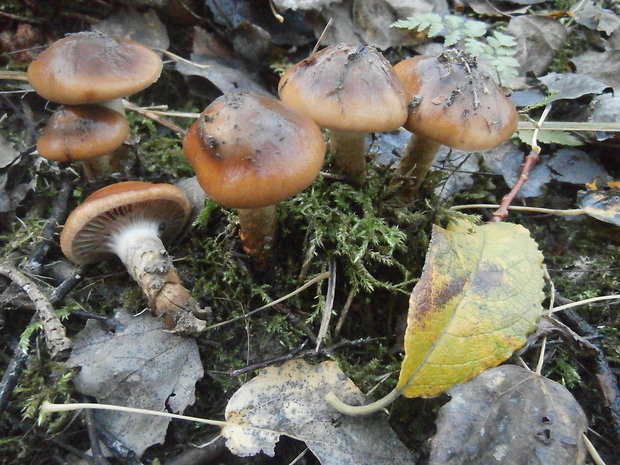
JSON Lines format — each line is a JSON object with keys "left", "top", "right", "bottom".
{"left": 28, "top": 32, "right": 163, "bottom": 179}
{"left": 31, "top": 32, "right": 519, "bottom": 338}
{"left": 29, "top": 33, "right": 210, "bottom": 336}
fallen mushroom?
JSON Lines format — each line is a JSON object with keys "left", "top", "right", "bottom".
{"left": 60, "top": 181, "right": 208, "bottom": 336}
{"left": 183, "top": 92, "right": 325, "bottom": 265}
{"left": 278, "top": 43, "right": 409, "bottom": 179}
{"left": 391, "top": 49, "right": 518, "bottom": 200}
{"left": 36, "top": 105, "right": 129, "bottom": 179}
{"left": 28, "top": 31, "right": 162, "bottom": 177}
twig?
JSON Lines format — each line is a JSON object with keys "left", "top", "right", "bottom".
{"left": 94, "top": 422, "right": 143, "bottom": 465}
{"left": 204, "top": 271, "right": 330, "bottom": 331}
{"left": 334, "top": 287, "right": 356, "bottom": 338}
{"left": 491, "top": 105, "right": 551, "bottom": 222}
{"left": 0, "top": 264, "right": 71, "bottom": 359}
{"left": 0, "top": 336, "right": 28, "bottom": 412}
{"left": 316, "top": 260, "right": 336, "bottom": 352}
{"left": 84, "top": 408, "right": 110, "bottom": 465}
{"left": 556, "top": 297, "right": 620, "bottom": 442}
{"left": 583, "top": 434, "right": 607, "bottom": 465}
{"left": 227, "top": 337, "right": 383, "bottom": 377}
{"left": 451, "top": 204, "right": 585, "bottom": 215}
{"left": 516, "top": 121, "right": 620, "bottom": 132}
{"left": 123, "top": 100, "right": 187, "bottom": 134}
{"left": 165, "top": 435, "right": 226, "bottom": 465}
{"left": 24, "top": 172, "right": 74, "bottom": 275}
{"left": 548, "top": 295, "right": 620, "bottom": 314}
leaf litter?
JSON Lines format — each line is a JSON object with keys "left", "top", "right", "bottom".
{"left": 67, "top": 308, "right": 203, "bottom": 457}
{"left": 223, "top": 359, "right": 415, "bottom": 464}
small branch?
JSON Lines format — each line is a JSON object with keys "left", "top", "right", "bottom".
{"left": 228, "top": 337, "right": 383, "bottom": 377}
{"left": 450, "top": 204, "right": 585, "bottom": 216}
{"left": 548, "top": 295, "right": 620, "bottom": 314}
{"left": 491, "top": 105, "right": 551, "bottom": 222}
{"left": 516, "top": 121, "right": 620, "bottom": 132}
{"left": 316, "top": 260, "right": 336, "bottom": 352}
{"left": 334, "top": 288, "right": 356, "bottom": 338}
{"left": 123, "top": 100, "right": 187, "bottom": 134}
{"left": 583, "top": 434, "right": 607, "bottom": 465}
{"left": 0, "top": 264, "right": 71, "bottom": 359}
{"left": 205, "top": 271, "right": 330, "bottom": 331}
{"left": 24, "top": 172, "right": 74, "bottom": 275}
{"left": 0, "top": 337, "right": 28, "bottom": 412}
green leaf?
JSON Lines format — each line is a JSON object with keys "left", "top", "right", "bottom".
{"left": 517, "top": 129, "right": 584, "bottom": 146}
{"left": 463, "top": 20, "right": 488, "bottom": 38}
{"left": 397, "top": 220, "right": 545, "bottom": 398}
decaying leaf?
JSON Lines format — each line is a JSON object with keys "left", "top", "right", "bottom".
{"left": 546, "top": 148, "right": 609, "bottom": 185}
{"left": 572, "top": 50, "right": 620, "bottom": 91}
{"left": 428, "top": 365, "right": 588, "bottom": 465}
{"left": 93, "top": 8, "right": 170, "bottom": 51}
{"left": 537, "top": 72, "right": 610, "bottom": 103}
{"left": 506, "top": 15, "right": 567, "bottom": 79}
{"left": 577, "top": 188, "right": 620, "bottom": 226}
{"left": 67, "top": 308, "right": 203, "bottom": 457}
{"left": 397, "top": 220, "right": 545, "bottom": 398}
{"left": 223, "top": 359, "right": 415, "bottom": 464}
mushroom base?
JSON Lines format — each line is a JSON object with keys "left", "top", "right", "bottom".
{"left": 111, "top": 222, "right": 208, "bottom": 336}
{"left": 238, "top": 205, "right": 277, "bottom": 266}
{"left": 390, "top": 135, "right": 442, "bottom": 202}
{"left": 329, "top": 129, "right": 367, "bottom": 179}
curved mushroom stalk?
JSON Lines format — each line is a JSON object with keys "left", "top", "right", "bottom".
{"left": 111, "top": 222, "right": 208, "bottom": 333}
{"left": 238, "top": 206, "right": 277, "bottom": 265}
{"left": 60, "top": 182, "right": 208, "bottom": 337}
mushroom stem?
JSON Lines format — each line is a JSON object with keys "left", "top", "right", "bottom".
{"left": 80, "top": 153, "right": 122, "bottom": 180}
{"left": 389, "top": 135, "right": 442, "bottom": 201}
{"left": 111, "top": 221, "right": 207, "bottom": 336}
{"left": 238, "top": 206, "right": 277, "bottom": 265}
{"left": 329, "top": 129, "right": 366, "bottom": 178}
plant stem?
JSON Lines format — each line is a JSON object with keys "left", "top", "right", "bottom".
{"left": 330, "top": 129, "right": 366, "bottom": 178}
{"left": 450, "top": 204, "right": 586, "bottom": 215}
{"left": 390, "top": 135, "right": 442, "bottom": 202}
{"left": 325, "top": 387, "right": 401, "bottom": 416}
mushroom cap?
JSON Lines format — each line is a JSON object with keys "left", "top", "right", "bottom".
{"left": 278, "top": 44, "right": 409, "bottom": 132}
{"left": 27, "top": 32, "right": 163, "bottom": 105}
{"left": 394, "top": 51, "right": 518, "bottom": 151}
{"left": 37, "top": 105, "right": 129, "bottom": 162}
{"left": 60, "top": 181, "right": 190, "bottom": 265}
{"left": 182, "top": 92, "right": 325, "bottom": 209}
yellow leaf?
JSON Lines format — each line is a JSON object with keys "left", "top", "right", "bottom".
{"left": 397, "top": 220, "right": 545, "bottom": 398}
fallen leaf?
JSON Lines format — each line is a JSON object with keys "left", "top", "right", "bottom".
{"left": 538, "top": 72, "right": 610, "bottom": 102}
{"left": 573, "top": 1, "right": 620, "bottom": 35}
{"left": 546, "top": 148, "right": 609, "bottom": 185}
{"left": 93, "top": 8, "right": 170, "bottom": 51}
{"left": 506, "top": 15, "right": 568, "bottom": 77}
{"left": 0, "top": 135, "right": 20, "bottom": 169}
{"left": 588, "top": 93, "right": 620, "bottom": 142}
{"left": 67, "top": 308, "right": 203, "bottom": 457}
{"left": 428, "top": 365, "right": 588, "bottom": 465}
{"left": 176, "top": 54, "right": 270, "bottom": 96}
{"left": 223, "top": 359, "right": 415, "bottom": 464}
{"left": 517, "top": 129, "right": 584, "bottom": 147}
{"left": 397, "top": 220, "right": 545, "bottom": 398}
{"left": 577, "top": 188, "right": 620, "bottom": 226}
{"left": 520, "top": 315, "right": 599, "bottom": 357}
{"left": 572, "top": 50, "right": 620, "bottom": 91}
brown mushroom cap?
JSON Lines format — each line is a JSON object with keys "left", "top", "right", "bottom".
{"left": 37, "top": 105, "right": 129, "bottom": 162}
{"left": 183, "top": 92, "right": 325, "bottom": 209}
{"left": 278, "top": 44, "right": 409, "bottom": 132}
{"left": 60, "top": 181, "right": 190, "bottom": 265}
{"left": 28, "top": 32, "right": 162, "bottom": 105}
{"left": 394, "top": 51, "right": 518, "bottom": 151}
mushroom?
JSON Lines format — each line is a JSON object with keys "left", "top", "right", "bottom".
{"left": 183, "top": 92, "right": 325, "bottom": 264}
{"left": 60, "top": 181, "right": 208, "bottom": 336}
{"left": 278, "top": 43, "right": 409, "bottom": 179}
{"left": 391, "top": 49, "right": 518, "bottom": 200}
{"left": 36, "top": 105, "right": 129, "bottom": 179}
{"left": 28, "top": 31, "right": 162, "bottom": 177}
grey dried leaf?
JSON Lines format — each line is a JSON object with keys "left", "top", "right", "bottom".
{"left": 572, "top": 50, "right": 620, "bottom": 91}
{"left": 573, "top": 1, "right": 620, "bottom": 35}
{"left": 520, "top": 315, "right": 599, "bottom": 356}
{"left": 67, "top": 308, "right": 203, "bottom": 457}
{"left": 429, "top": 365, "right": 588, "bottom": 465}
{"left": 93, "top": 8, "right": 170, "bottom": 51}
{"left": 223, "top": 359, "right": 415, "bottom": 464}
{"left": 577, "top": 188, "right": 620, "bottom": 226}
{"left": 0, "top": 135, "right": 19, "bottom": 169}
{"left": 538, "top": 72, "right": 610, "bottom": 102}
{"left": 506, "top": 15, "right": 568, "bottom": 76}
{"left": 547, "top": 148, "right": 609, "bottom": 185}
{"left": 175, "top": 54, "right": 270, "bottom": 96}
{"left": 588, "top": 93, "right": 620, "bottom": 141}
